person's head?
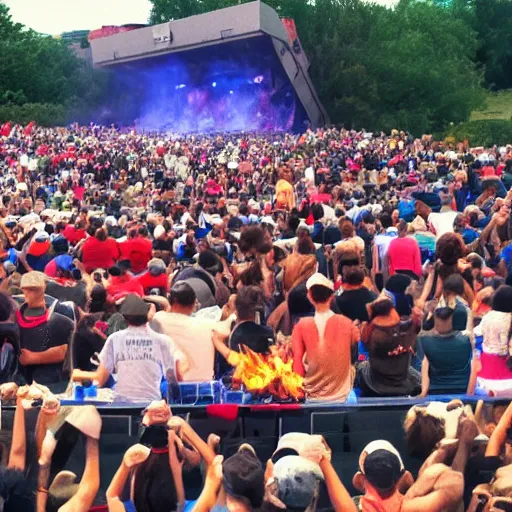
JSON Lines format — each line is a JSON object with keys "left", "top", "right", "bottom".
{"left": 353, "top": 441, "right": 410, "bottom": 500}
{"left": 443, "top": 273, "right": 465, "bottom": 300}
{"left": 148, "top": 258, "right": 167, "bottom": 277}
{"left": 339, "top": 218, "right": 354, "bottom": 239}
{"left": 198, "top": 250, "right": 223, "bottom": 276}
{"left": 440, "top": 193, "right": 453, "bottom": 209}
{"left": 239, "top": 226, "right": 269, "bottom": 256}
{"left": 95, "top": 227, "right": 107, "bottom": 242}
{"left": 379, "top": 212, "right": 393, "bottom": 230}
{"left": 306, "top": 273, "right": 334, "bottom": 310}
{"left": 133, "top": 450, "right": 179, "bottom": 512}
{"left": 434, "top": 306, "right": 454, "bottom": 334}
{"left": 436, "top": 232, "right": 466, "bottom": 267}
{"left": 404, "top": 401, "right": 469, "bottom": 458}
{"left": 492, "top": 285, "right": 512, "bottom": 313}
{"left": 397, "top": 219, "right": 408, "bottom": 237}
{"left": 342, "top": 265, "right": 365, "bottom": 287}
{"left": 265, "top": 455, "right": 324, "bottom": 512}
{"left": 297, "top": 235, "right": 316, "bottom": 255}
{"left": 89, "top": 285, "right": 108, "bottom": 313}
{"left": 0, "top": 292, "right": 14, "bottom": 322}
{"left": 235, "top": 286, "right": 264, "bottom": 322}
{"left": 120, "top": 294, "right": 149, "bottom": 326}
{"left": 287, "top": 215, "right": 300, "bottom": 233}
{"left": 223, "top": 445, "right": 265, "bottom": 512}
{"left": 50, "top": 233, "right": 68, "bottom": 255}
{"left": 20, "top": 271, "right": 46, "bottom": 308}
{"left": 311, "top": 203, "right": 324, "bottom": 222}
{"left": 337, "top": 251, "right": 360, "bottom": 277}
{"left": 169, "top": 282, "right": 196, "bottom": 316}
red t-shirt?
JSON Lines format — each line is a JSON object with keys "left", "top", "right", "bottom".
{"left": 126, "top": 237, "right": 153, "bottom": 274}
{"left": 63, "top": 225, "right": 87, "bottom": 245}
{"left": 482, "top": 165, "right": 496, "bottom": 177}
{"left": 136, "top": 272, "right": 169, "bottom": 295}
{"left": 82, "top": 237, "right": 120, "bottom": 273}
{"left": 107, "top": 275, "right": 144, "bottom": 302}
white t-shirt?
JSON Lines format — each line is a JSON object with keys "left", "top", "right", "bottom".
{"left": 428, "top": 211, "right": 458, "bottom": 239}
{"left": 151, "top": 311, "right": 216, "bottom": 382}
{"left": 99, "top": 324, "right": 181, "bottom": 402}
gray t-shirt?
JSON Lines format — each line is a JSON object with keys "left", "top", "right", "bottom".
{"left": 99, "top": 324, "right": 179, "bottom": 402}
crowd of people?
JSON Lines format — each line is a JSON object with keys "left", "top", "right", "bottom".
{"left": 0, "top": 121, "right": 512, "bottom": 509}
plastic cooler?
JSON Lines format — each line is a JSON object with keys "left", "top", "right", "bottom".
{"left": 220, "top": 382, "right": 253, "bottom": 404}
{"left": 168, "top": 381, "right": 221, "bottom": 405}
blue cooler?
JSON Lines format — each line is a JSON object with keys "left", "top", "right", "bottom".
{"left": 168, "top": 381, "right": 221, "bottom": 405}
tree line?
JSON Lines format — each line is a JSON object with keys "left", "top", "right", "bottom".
{"left": 1, "top": 0, "right": 512, "bottom": 137}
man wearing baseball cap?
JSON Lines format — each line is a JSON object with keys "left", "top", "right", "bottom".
{"left": 291, "top": 273, "right": 360, "bottom": 402}
{"left": 16, "top": 271, "right": 74, "bottom": 392}
{"left": 72, "top": 294, "right": 185, "bottom": 401}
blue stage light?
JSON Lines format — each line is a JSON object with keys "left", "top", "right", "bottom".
{"left": 229, "top": 90, "right": 234, "bottom": 94}
{"left": 254, "top": 75, "right": 264, "bottom": 84}
{"left": 212, "top": 82, "right": 217, "bottom": 87}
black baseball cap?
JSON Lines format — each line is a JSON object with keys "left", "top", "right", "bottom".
{"left": 120, "top": 295, "right": 150, "bottom": 316}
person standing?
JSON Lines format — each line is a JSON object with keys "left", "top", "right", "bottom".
{"left": 292, "top": 273, "right": 359, "bottom": 402}
{"left": 387, "top": 220, "right": 422, "bottom": 280}
{"left": 72, "top": 294, "right": 184, "bottom": 402}
{"left": 16, "top": 271, "right": 73, "bottom": 392}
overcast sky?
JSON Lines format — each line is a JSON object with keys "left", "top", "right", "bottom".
{"left": 4, "top": 0, "right": 399, "bottom": 34}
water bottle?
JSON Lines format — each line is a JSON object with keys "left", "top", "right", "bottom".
{"left": 82, "top": 380, "right": 98, "bottom": 400}
{"left": 73, "top": 383, "right": 84, "bottom": 401}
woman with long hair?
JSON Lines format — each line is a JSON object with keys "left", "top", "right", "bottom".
{"left": 107, "top": 401, "right": 216, "bottom": 512}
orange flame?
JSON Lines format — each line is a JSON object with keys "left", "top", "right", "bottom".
{"left": 230, "top": 344, "right": 304, "bottom": 401}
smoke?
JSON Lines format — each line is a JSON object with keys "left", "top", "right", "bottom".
{"left": 103, "top": 44, "right": 300, "bottom": 133}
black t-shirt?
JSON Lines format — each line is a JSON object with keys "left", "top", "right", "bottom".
{"left": 229, "top": 322, "right": 275, "bottom": 354}
{"left": 73, "top": 319, "right": 106, "bottom": 371}
{"left": 152, "top": 239, "right": 172, "bottom": 252}
{"left": 216, "top": 320, "right": 275, "bottom": 379}
{"left": 46, "top": 281, "right": 88, "bottom": 310}
{"left": 334, "top": 287, "right": 378, "bottom": 322}
{"left": 18, "top": 305, "right": 74, "bottom": 387}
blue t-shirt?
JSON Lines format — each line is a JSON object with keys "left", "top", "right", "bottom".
{"left": 417, "top": 331, "right": 472, "bottom": 394}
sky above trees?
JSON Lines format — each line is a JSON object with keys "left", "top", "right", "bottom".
{"left": 3, "top": 0, "right": 398, "bottom": 34}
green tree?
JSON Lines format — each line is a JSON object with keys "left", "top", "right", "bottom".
{"left": 0, "top": 2, "right": 107, "bottom": 124}
{"left": 147, "top": 0, "right": 484, "bottom": 133}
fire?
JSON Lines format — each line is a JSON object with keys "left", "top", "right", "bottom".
{"left": 229, "top": 344, "right": 304, "bottom": 401}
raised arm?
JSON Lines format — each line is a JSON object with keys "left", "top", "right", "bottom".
{"left": 486, "top": 401, "right": 512, "bottom": 457}
{"left": 403, "top": 464, "right": 464, "bottom": 512}
{"left": 107, "top": 444, "right": 151, "bottom": 512}
{"left": 169, "top": 416, "right": 217, "bottom": 466}
{"left": 59, "top": 437, "right": 100, "bottom": 512}
{"left": 193, "top": 455, "right": 224, "bottom": 512}
{"left": 319, "top": 452, "right": 357, "bottom": 512}
{"left": 8, "top": 390, "right": 28, "bottom": 471}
